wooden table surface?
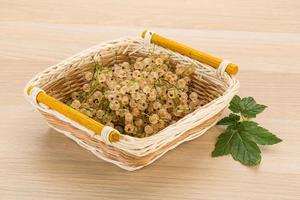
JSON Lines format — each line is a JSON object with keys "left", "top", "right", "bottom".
{"left": 1, "top": 1, "right": 300, "bottom": 199}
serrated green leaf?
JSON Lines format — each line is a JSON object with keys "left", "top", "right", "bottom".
{"left": 217, "top": 113, "right": 240, "bottom": 126}
{"left": 229, "top": 95, "right": 267, "bottom": 118}
{"left": 229, "top": 95, "right": 242, "bottom": 113}
{"left": 212, "top": 95, "right": 282, "bottom": 167}
{"left": 230, "top": 133, "right": 261, "bottom": 166}
{"left": 240, "top": 97, "right": 267, "bottom": 118}
{"left": 212, "top": 125, "right": 262, "bottom": 166}
{"left": 212, "top": 127, "right": 236, "bottom": 157}
{"left": 238, "top": 121, "right": 282, "bottom": 145}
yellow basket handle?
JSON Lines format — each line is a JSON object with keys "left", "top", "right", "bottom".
{"left": 141, "top": 30, "right": 238, "bottom": 75}
{"left": 26, "top": 86, "right": 121, "bottom": 143}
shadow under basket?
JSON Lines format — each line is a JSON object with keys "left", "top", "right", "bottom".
{"left": 24, "top": 31, "right": 239, "bottom": 171}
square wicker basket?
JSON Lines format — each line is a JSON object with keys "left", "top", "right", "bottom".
{"left": 24, "top": 31, "right": 239, "bottom": 171}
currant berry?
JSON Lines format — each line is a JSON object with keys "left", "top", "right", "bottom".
{"left": 144, "top": 125, "right": 154, "bottom": 135}
{"left": 149, "top": 114, "right": 159, "bottom": 124}
{"left": 84, "top": 71, "right": 93, "bottom": 81}
{"left": 71, "top": 100, "right": 81, "bottom": 109}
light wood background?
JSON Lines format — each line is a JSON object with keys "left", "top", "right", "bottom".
{"left": 1, "top": 0, "right": 300, "bottom": 199}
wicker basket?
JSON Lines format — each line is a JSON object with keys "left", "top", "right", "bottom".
{"left": 24, "top": 31, "right": 239, "bottom": 171}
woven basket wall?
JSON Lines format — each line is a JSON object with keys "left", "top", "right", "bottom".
{"left": 25, "top": 37, "right": 239, "bottom": 171}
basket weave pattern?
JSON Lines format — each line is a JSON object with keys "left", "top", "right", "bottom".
{"left": 25, "top": 37, "right": 239, "bottom": 170}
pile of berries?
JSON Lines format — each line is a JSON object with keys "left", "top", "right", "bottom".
{"left": 67, "top": 53, "right": 202, "bottom": 138}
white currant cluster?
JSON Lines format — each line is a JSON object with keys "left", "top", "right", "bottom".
{"left": 67, "top": 52, "right": 202, "bottom": 138}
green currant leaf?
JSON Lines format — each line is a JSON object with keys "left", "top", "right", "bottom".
{"left": 212, "top": 127, "right": 236, "bottom": 157}
{"left": 228, "top": 95, "right": 242, "bottom": 113}
{"left": 213, "top": 95, "right": 282, "bottom": 167}
{"left": 239, "top": 97, "right": 267, "bottom": 118}
{"left": 229, "top": 95, "right": 267, "bottom": 118}
{"left": 238, "top": 121, "right": 282, "bottom": 145}
{"left": 230, "top": 132, "right": 261, "bottom": 166}
{"left": 217, "top": 113, "right": 240, "bottom": 126}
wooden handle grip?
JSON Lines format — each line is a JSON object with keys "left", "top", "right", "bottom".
{"left": 141, "top": 30, "right": 238, "bottom": 75}
{"left": 27, "top": 86, "right": 121, "bottom": 142}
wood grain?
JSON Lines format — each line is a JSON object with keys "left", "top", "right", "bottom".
{"left": 0, "top": 1, "right": 300, "bottom": 199}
